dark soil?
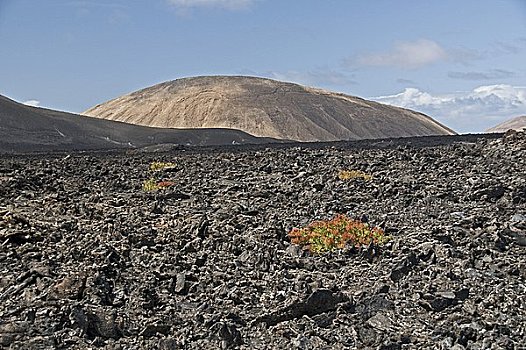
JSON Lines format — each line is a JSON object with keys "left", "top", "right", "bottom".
{"left": 0, "top": 94, "right": 281, "bottom": 154}
{"left": 0, "top": 132, "right": 525, "bottom": 349}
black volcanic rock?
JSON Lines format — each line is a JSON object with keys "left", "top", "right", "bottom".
{"left": 0, "top": 133, "right": 524, "bottom": 349}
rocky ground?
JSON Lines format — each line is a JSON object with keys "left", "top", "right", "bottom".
{"left": 0, "top": 133, "right": 525, "bottom": 349}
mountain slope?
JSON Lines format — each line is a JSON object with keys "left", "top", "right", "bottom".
{"left": 83, "top": 76, "right": 456, "bottom": 142}
{"left": 0, "top": 94, "right": 278, "bottom": 153}
{"left": 487, "top": 116, "right": 526, "bottom": 133}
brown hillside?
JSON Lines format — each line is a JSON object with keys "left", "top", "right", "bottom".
{"left": 84, "top": 76, "right": 455, "bottom": 141}
{"left": 486, "top": 116, "right": 526, "bottom": 133}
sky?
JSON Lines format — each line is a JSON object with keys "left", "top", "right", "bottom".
{"left": 1, "top": 0, "right": 526, "bottom": 133}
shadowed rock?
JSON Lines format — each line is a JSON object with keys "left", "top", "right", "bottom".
{"left": 255, "top": 289, "right": 350, "bottom": 326}
{"left": 0, "top": 94, "right": 281, "bottom": 153}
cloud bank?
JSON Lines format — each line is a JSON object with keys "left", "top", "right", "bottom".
{"left": 167, "top": 0, "right": 254, "bottom": 10}
{"left": 349, "top": 39, "right": 448, "bottom": 69}
{"left": 374, "top": 85, "right": 526, "bottom": 133}
{"left": 347, "top": 38, "right": 524, "bottom": 70}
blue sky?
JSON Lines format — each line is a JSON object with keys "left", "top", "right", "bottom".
{"left": 1, "top": 0, "right": 525, "bottom": 132}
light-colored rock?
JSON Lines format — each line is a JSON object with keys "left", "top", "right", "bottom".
{"left": 84, "top": 76, "right": 456, "bottom": 142}
{"left": 487, "top": 116, "right": 526, "bottom": 133}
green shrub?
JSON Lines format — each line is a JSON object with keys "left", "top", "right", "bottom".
{"left": 142, "top": 178, "right": 159, "bottom": 191}
{"left": 142, "top": 161, "right": 178, "bottom": 191}
{"left": 142, "top": 178, "right": 175, "bottom": 192}
{"left": 149, "top": 161, "right": 177, "bottom": 172}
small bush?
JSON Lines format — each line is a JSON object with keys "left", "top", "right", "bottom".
{"left": 143, "top": 161, "right": 177, "bottom": 192}
{"left": 142, "top": 178, "right": 175, "bottom": 192}
{"left": 142, "top": 178, "right": 159, "bottom": 191}
{"left": 149, "top": 162, "right": 177, "bottom": 172}
{"left": 338, "top": 170, "right": 372, "bottom": 181}
{"left": 289, "top": 214, "right": 387, "bottom": 254}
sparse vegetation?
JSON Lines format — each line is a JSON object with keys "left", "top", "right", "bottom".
{"left": 142, "top": 178, "right": 176, "bottom": 192}
{"left": 289, "top": 214, "right": 387, "bottom": 254}
{"left": 142, "top": 161, "right": 177, "bottom": 191}
{"left": 338, "top": 170, "right": 372, "bottom": 181}
{"left": 142, "top": 178, "right": 160, "bottom": 191}
{"left": 149, "top": 161, "right": 177, "bottom": 172}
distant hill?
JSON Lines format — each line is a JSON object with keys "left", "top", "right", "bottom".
{"left": 84, "top": 76, "right": 456, "bottom": 142}
{"left": 0, "top": 94, "right": 278, "bottom": 153}
{"left": 486, "top": 116, "right": 526, "bottom": 133}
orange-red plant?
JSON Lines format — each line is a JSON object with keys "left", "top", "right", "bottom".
{"left": 142, "top": 178, "right": 176, "bottom": 192}
{"left": 156, "top": 181, "right": 176, "bottom": 188}
{"left": 289, "top": 214, "right": 387, "bottom": 254}
{"left": 142, "top": 161, "right": 177, "bottom": 192}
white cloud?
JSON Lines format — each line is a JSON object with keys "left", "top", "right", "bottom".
{"left": 373, "top": 85, "right": 526, "bottom": 133}
{"left": 23, "top": 100, "right": 40, "bottom": 107}
{"left": 348, "top": 39, "right": 524, "bottom": 70}
{"left": 350, "top": 39, "right": 448, "bottom": 69}
{"left": 166, "top": 0, "right": 254, "bottom": 10}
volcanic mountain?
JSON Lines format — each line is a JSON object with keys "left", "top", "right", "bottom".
{"left": 0, "top": 94, "right": 278, "bottom": 153}
{"left": 83, "top": 76, "right": 455, "bottom": 141}
{"left": 487, "top": 115, "right": 526, "bottom": 133}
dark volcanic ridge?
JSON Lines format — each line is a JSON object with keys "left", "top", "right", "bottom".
{"left": 84, "top": 75, "right": 456, "bottom": 142}
{"left": 0, "top": 94, "right": 280, "bottom": 153}
{"left": 1, "top": 132, "right": 525, "bottom": 349}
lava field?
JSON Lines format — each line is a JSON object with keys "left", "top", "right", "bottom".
{"left": 0, "top": 133, "right": 525, "bottom": 349}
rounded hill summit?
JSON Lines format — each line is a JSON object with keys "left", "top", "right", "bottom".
{"left": 84, "top": 76, "right": 455, "bottom": 141}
